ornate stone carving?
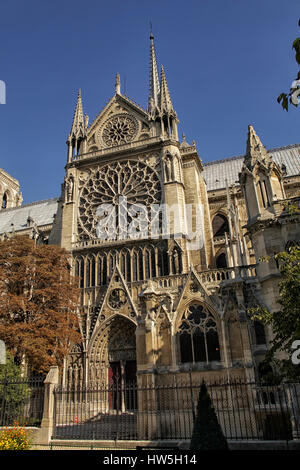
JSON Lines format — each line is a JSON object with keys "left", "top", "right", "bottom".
{"left": 89, "top": 316, "right": 136, "bottom": 366}
{"left": 163, "top": 154, "right": 174, "bottom": 182}
{"left": 108, "top": 288, "right": 127, "bottom": 310}
{"left": 100, "top": 114, "right": 138, "bottom": 147}
{"left": 179, "top": 303, "right": 218, "bottom": 334}
{"left": 77, "top": 160, "right": 161, "bottom": 240}
{"left": 65, "top": 174, "right": 74, "bottom": 203}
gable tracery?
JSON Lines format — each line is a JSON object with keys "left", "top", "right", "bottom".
{"left": 99, "top": 113, "right": 139, "bottom": 147}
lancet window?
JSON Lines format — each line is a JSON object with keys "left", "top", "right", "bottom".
{"left": 177, "top": 304, "right": 221, "bottom": 364}
{"left": 73, "top": 241, "right": 182, "bottom": 288}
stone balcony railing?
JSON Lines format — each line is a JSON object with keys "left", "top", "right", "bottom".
{"left": 80, "top": 265, "right": 257, "bottom": 305}
{"left": 71, "top": 136, "right": 164, "bottom": 163}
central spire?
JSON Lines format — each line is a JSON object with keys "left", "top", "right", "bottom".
{"left": 148, "top": 27, "right": 160, "bottom": 111}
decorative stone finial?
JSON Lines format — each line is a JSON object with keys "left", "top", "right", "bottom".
{"left": 115, "top": 73, "right": 121, "bottom": 94}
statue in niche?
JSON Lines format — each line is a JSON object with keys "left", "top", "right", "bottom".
{"left": 65, "top": 175, "right": 74, "bottom": 203}
{"left": 164, "top": 154, "right": 174, "bottom": 182}
{"left": 174, "top": 154, "right": 183, "bottom": 182}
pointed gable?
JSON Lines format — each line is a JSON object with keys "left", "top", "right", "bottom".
{"left": 174, "top": 266, "right": 220, "bottom": 324}
{"left": 244, "top": 125, "right": 272, "bottom": 171}
{"left": 89, "top": 264, "right": 138, "bottom": 344}
{"left": 85, "top": 93, "right": 151, "bottom": 153}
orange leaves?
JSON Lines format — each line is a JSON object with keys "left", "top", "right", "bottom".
{"left": 0, "top": 236, "right": 81, "bottom": 373}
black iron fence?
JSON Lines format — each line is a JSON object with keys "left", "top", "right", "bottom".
{"left": 0, "top": 375, "right": 44, "bottom": 427}
{"left": 52, "top": 377, "right": 300, "bottom": 441}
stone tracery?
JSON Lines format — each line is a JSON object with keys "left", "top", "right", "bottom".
{"left": 78, "top": 160, "right": 162, "bottom": 240}
{"left": 100, "top": 114, "right": 138, "bottom": 147}
{"left": 177, "top": 303, "right": 221, "bottom": 364}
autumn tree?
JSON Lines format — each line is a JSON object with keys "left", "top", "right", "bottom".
{"left": 0, "top": 236, "right": 81, "bottom": 374}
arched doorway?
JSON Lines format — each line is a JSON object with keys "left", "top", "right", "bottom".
{"left": 89, "top": 315, "right": 137, "bottom": 411}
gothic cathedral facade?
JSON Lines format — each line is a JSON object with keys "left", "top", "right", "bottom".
{"left": 2, "top": 34, "right": 300, "bottom": 389}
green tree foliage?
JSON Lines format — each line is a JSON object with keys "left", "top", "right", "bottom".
{"left": 0, "top": 352, "right": 29, "bottom": 425}
{"left": 190, "top": 381, "right": 228, "bottom": 451}
{"left": 250, "top": 245, "right": 300, "bottom": 380}
{"left": 277, "top": 19, "right": 300, "bottom": 111}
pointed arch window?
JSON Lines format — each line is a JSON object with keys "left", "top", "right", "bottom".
{"left": 92, "top": 257, "right": 96, "bottom": 286}
{"left": 75, "top": 257, "right": 84, "bottom": 288}
{"left": 177, "top": 304, "right": 221, "bottom": 364}
{"left": 138, "top": 249, "right": 144, "bottom": 280}
{"left": 1, "top": 192, "right": 8, "bottom": 209}
{"left": 97, "top": 254, "right": 107, "bottom": 286}
{"left": 132, "top": 251, "right": 138, "bottom": 282}
{"left": 126, "top": 250, "right": 131, "bottom": 282}
{"left": 145, "top": 249, "right": 151, "bottom": 279}
{"left": 254, "top": 320, "right": 266, "bottom": 346}
{"left": 158, "top": 245, "right": 169, "bottom": 276}
{"left": 86, "top": 258, "right": 91, "bottom": 287}
{"left": 212, "top": 214, "right": 229, "bottom": 238}
{"left": 86, "top": 256, "right": 96, "bottom": 287}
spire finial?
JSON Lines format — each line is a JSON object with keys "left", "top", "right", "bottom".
{"left": 70, "top": 88, "right": 85, "bottom": 138}
{"left": 150, "top": 21, "right": 154, "bottom": 40}
{"left": 115, "top": 73, "right": 121, "bottom": 94}
{"left": 148, "top": 26, "right": 160, "bottom": 110}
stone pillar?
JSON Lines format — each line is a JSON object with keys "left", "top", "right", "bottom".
{"left": 67, "top": 140, "right": 73, "bottom": 163}
{"left": 39, "top": 366, "right": 59, "bottom": 445}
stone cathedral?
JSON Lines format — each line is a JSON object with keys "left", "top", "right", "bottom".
{"left": 1, "top": 34, "right": 300, "bottom": 390}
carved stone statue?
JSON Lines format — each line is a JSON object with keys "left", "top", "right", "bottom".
{"left": 65, "top": 175, "right": 74, "bottom": 203}
{"left": 164, "top": 154, "right": 174, "bottom": 182}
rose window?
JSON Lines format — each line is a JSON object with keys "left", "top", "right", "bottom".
{"left": 78, "top": 160, "right": 161, "bottom": 240}
{"left": 108, "top": 288, "right": 127, "bottom": 310}
{"left": 101, "top": 114, "right": 138, "bottom": 147}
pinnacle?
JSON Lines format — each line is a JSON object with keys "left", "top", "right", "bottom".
{"left": 245, "top": 124, "right": 270, "bottom": 169}
{"left": 70, "top": 88, "right": 86, "bottom": 138}
{"left": 159, "top": 64, "right": 174, "bottom": 113}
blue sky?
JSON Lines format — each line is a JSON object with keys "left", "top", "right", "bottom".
{"left": 0, "top": 0, "right": 299, "bottom": 204}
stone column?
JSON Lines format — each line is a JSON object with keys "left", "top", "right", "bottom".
{"left": 38, "top": 366, "right": 59, "bottom": 445}
{"left": 67, "top": 140, "right": 73, "bottom": 163}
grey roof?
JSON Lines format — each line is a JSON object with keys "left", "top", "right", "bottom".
{"left": 0, "top": 198, "right": 59, "bottom": 235}
{"left": 202, "top": 143, "right": 300, "bottom": 191}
